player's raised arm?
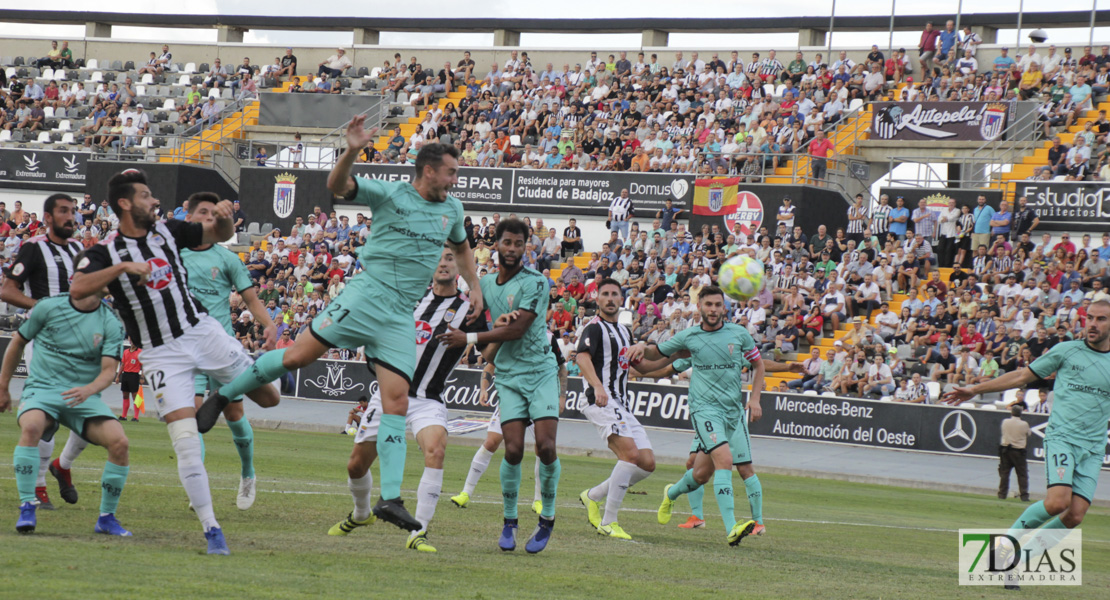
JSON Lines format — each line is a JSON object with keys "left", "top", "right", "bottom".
{"left": 240, "top": 286, "right": 278, "bottom": 351}
{"left": 942, "top": 367, "right": 1040, "bottom": 405}
{"left": 70, "top": 255, "right": 150, "bottom": 301}
{"left": 328, "top": 114, "right": 378, "bottom": 198}
{"left": 200, "top": 199, "right": 235, "bottom": 246}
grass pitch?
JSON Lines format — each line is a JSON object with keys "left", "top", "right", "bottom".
{"left": 1, "top": 413, "right": 1108, "bottom": 600}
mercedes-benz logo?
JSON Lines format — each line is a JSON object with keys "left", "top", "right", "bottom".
{"left": 940, "top": 410, "right": 977, "bottom": 452}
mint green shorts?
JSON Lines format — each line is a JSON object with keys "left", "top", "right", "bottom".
{"left": 17, "top": 387, "right": 116, "bottom": 443}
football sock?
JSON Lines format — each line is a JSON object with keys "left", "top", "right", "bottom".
{"left": 59, "top": 431, "right": 89, "bottom": 470}
{"left": 667, "top": 469, "right": 701, "bottom": 501}
{"left": 36, "top": 438, "right": 53, "bottom": 487}
{"left": 198, "top": 433, "right": 206, "bottom": 464}
{"left": 227, "top": 418, "right": 255, "bottom": 479}
{"left": 122, "top": 396, "right": 131, "bottom": 419}
{"left": 462, "top": 446, "right": 494, "bottom": 495}
{"left": 500, "top": 459, "right": 522, "bottom": 519}
{"left": 1008, "top": 501, "right": 1053, "bottom": 538}
{"left": 171, "top": 424, "right": 219, "bottom": 531}
{"left": 99, "top": 462, "right": 129, "bottom": 515}
{"left": 687, "top": 484, "right": 705, "bottom": 520}
{"left": 629, "top": 465, "right": 653, "bottom": 487}
{"left": 538, "top": 458, "right": 561, "bottom": 519}
{"left": 415, "top": 468, "right": 443, "bottom": 533}
{"left": 713, "top": 469, "right": 736, "bottom": 532}
{"left": 533, "top": 457, "right": 541, "bottom": 504}
{"left": 348, "top": 471, "right": 373, "bottom": 522}
{"left": 601, "top": 461, "right": 637, "bottom": 526}
{"left": 587, "top": 479, "right": 608, "bottom": 503}
{"left": 218, "top": 348, "right": 287, "bottom": 400}
{"left": 376, "top": 414, "right": 407, "bottom": 500}
{"left": 744, "top": 474, "right": 764, "bottom": 524}
{"left": 14, "top": 445, "right": 39, "bottom": 504}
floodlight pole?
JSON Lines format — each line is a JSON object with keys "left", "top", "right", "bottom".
{"left": 889, "top": 0, "right": 896, "bottom": 59}
{"left": 828, "top": 0, "right": 836, "bottom": 64}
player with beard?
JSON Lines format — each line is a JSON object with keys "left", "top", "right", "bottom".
{"left": 71, "top": 169, "right": 281, "bottom": 554}
{"left": 438, "top": 218, "right": 560, "bottom": 553}
{"left": 945, "top": 300, "right": 1110, "bottom": 590}
{"left": 633, "top": 286, "right": 796, "bottom": 545}
{"left": 1, "top": 193, "right": 87, "bottom": 511}
{"left": 575, "top": 278, "right": 687, "bottom": 540}
{"left": 200, "top": 118, "right": 482, "bottom": 534}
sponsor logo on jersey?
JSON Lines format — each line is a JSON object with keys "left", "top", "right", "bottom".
{"left": 146, "top": 257, "right": 173, "bottom": 290}
{"left": 415, "top": 320, "right": 433, "bottom": 345}
{"left": 11, "top": 262, "right": 23, "bottom": 276}
{"left": 617, "top": 345, "right": 630, "bottom": 370}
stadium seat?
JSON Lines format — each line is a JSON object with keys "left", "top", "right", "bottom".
{"left": 136, "top": 85, "right": 146, "bottom": 96}
{"left": 0, "top": 130, "right": 11, "bottom": 143}
{"left": 59, "top": 132, "right": 75, "bottom": 145}
{"left": 979, "top": 404, "right": 996, "bottom": 410}
{"left": 261, "top": 222, "right": 273, "bottom": 233}
{"left": 658, "top": 379, "right": 671, "bottom": 385}
{"left": 510, "top": 134, "right": 521, "bottom": 146}
{"left": 774, "top": 84, "right": 786, "bottom": 97}
{"left": 91, "top": 71, "right": 103, "bottom": 82}
{"left": 821, "top": 391, "right": 836, "bottom": 397}
{"left": 370, "top": 67, "right": 382, "bottom": 78}
{"left": 111, "top": 60, "right": 122, "bottom": 71}
{"left": 803, "top": 390, "right": 818, "bottom": 396}
{"left": 175, "top": 74, "right": 190, "bottom": 86}
{"left": 0, "top": 57, "right": 10, "bottom": 66}
{"left": 357, "top": 66, "right": 370, "bottom": 78}
{"left": 246, "top": 222, "right": 261, "bottom": 235}
{"left": 958, "top": 401, "right": 975, "bottom": 409}
{"left": 879, "top": 396, "right": 893, "bottom": 402}
{"left": 163, "top": 98, "right": 176, "bottom": 111}
{"left": 41, "top": 68, "right": 55, "bottom": 80}
{"left": 56, "top": 70, "right": 67, "bottom": 80}
{"left": 141, "top": 73, "right": 154, "bottom": 84}
{"left": 848, "top": 98, "right": 864, "bottom": 112}
{"left": 58, "top": 120, "right": 71, "bottom": 131}
{"left": 1001, "top": 389, "right": 1017, "bottom": 405}
{"left": 35, "top": 131, "right": 51, "bottom": 144}
{"left": 762, "top": 84, "right": 774, "bottom": 97}
{"left": 43, "top": 106, "right": 54, "bottom": 118}
{"left": 85, "top": 58, "right": 97, "bottom": 70}
{"left": 183, "top": 62, "right": 196, "bottom": 73}
{"left": 12, "top": 56, "right": 23, "bottom": 66}
{"left": 199, "top": 63, "right": 209, "bottom": 73}
{"left": 4, "top": 67, "right": 13, "bottom": 80}
{"left": 123, "top": 60, "right": 135, "bottom": 71}
{"left": 926, "top": 382, "right": 941, "bottom": 403}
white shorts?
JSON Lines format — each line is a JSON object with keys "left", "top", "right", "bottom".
{"left": 486, "top": 407, "right": 534, "bottom": 437}
{"left": 581, "top": 402, "right": 653, "bottom": 450}
{"left": 353, "top": 394, "right": 448, "bottom": 444}
{"left": 141, "top": 316, "right": 256, "bottom": 418}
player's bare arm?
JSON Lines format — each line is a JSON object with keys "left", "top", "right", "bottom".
{"left": 576, "top": 350, "right": 610, "bottom": 407}
{"left": 240, "top": 287, "right": 278, "bottom": 351}
{"left": 70, "top": 262, "right": 150, "bottom": 300}
{"left": 747, "top": 357, "right": 766, "bottom": 422}
{"left": 437, "top": 309, "right": 535, "bottom": 348}
{"left": 200, "top": 199, "right": 236, "bottom": 246}
{"left": 0, "top": 277, "right": 35, "bottom": 310}
{"left": 62, "top": 356, "right": 121, "bottom": 407}
{"left": 942, "top": 367, "right": 1039, "bottom": 405}
{"left": 327, "top": 114, "right": 379, "bottom": 198}
{"left": 0, "top": 331, "right": 27, "bottom": 412}
{"left": 448, "top": 238, "right": 484, "bottom": 323}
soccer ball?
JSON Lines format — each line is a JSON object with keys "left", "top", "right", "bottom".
{"left": 718, "top": 256, "right": 765, "bottom": 301}
{"left": 346, "top": 426, "right": 358, "bottom": 435}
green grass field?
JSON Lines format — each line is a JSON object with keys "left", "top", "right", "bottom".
{"left": 1, "top": 412, "right": 1108, "bottom": 600}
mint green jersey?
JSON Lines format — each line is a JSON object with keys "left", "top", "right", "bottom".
{"left": 1029, "top": 340, "right": 1110, "bottom": 449}
{"left": 19, "top": 294, "right": 124, "bottom": 391}
{"left": 658, "top": 322, "right": 759, "bottom": 414}
{"left": 349, "top": 177, "right": 467, "bottom": 308}
{"left": 481, "top": 267, "right": 557, "bottom": 379}
{"left": 181, "top": 244, "right": 253, "bottom": 335}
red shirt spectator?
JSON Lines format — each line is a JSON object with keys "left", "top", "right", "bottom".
{"left": 957, "top": 326, "right": 985, "bottom": 354}
{"left": 1053, "top": 240, "right": 1076, "bottom": 256}
{"left": 327, "top": 266, "right": 346, "bottom": 281}
{"left": 566, "top": 280, "right": 585, "bottom": 301}
{"left": 810, "top": 136, "right": 834, "bottom": 158}
{"left": 552, "top": 305, "right": 574, "bottom": 332}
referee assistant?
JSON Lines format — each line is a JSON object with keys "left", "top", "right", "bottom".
{"left": 116, "top": 341, "right": 143, "bottom": 421}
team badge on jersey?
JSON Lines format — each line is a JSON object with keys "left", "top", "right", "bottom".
{"left": 728, "top": 343, "right": 734, "bottom": 356}
{"left": 150, "top": 234, "right": 164, "bottom": 246}
{"left": 1058, "top": 467, "right": 1067, "bottom": 480}
{"left": 211, "top": 267, "right": 220, "bottom": 280}
{"left": 506, "top": 294, "right": 515, "bottom": 310}
{"left": 415, "top": 320, "right": 433, "bottom": 345}
{"left": 444, "top": 309, "right": 457, "bottom": 322}
{"left": 10, "top": 263, "right": 23, "bottom": 276}
{"left": 146, "top": 257, "right": 174, "bottom": 290}
{"left": 442, "top": 215, "right": 449, "bottom": 230}
{"left": 92, "top": 333, "right": 103, "bottom": 347}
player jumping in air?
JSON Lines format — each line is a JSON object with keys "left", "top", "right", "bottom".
{"left": 944, "top": 299, "right": 1110, "bottom": 591}
{"left": 328, "top": 248, "right": 488, "bottom": 552}
{"left": 438, "top": 218, "right": 560, "bottom": 553}
{"left": 199, "top": 115, "right": 482, "bottom": 533}
{"left": 0, "top": 292, "right": 131, "bottom": 537}
{"left": 71, "top": 169, "right": 281, "bottom": 554}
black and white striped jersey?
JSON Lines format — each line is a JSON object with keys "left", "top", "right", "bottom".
{"left": 410, "top": 289, "right": 488, "bottom": 403}
{"left": 77, "top": 219, "right": 207, "bottom": 348}
{"left": 4, "top": 235, "right": 83, "bottom": 299}
{"left": 576, "top": 317, "right": 632, "bottom": 407}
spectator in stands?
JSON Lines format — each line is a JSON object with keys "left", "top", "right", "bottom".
{"left": 232, "top": 200, "right": 246, "bottom": 233}
{"left": 204, "top": 59, "right": 228, "bottom": 88}
{"left": 808, "top": 129, "right": 834, "bottom": 185}
{"left": 278, "top": 48, "right": 298, "bottom": 80}
{"left": 318, "top": 48, "right": 353, "bottom": 78}
{"left": 34, "top": 40, "right": 64, "bottom": 69}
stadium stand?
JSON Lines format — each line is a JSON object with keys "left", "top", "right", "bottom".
{"left": 2, "top": 18, "right": 1108, "bottom": 416}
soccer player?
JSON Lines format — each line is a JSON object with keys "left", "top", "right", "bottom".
{"left": 182, "top": 192, "right": 276, "bottom": 510}
{"left": 70, "top": 169, "right": 281, "bottom": 555}
{"left": 328, "top": 248, "right": 487, "bottom": 552}
{"left": 632, "top": 286, "right": 800, "bottom": 545}
{"left": 199, "top": 117, "right": 482, "bottom": 533}
{"left": 1, "top": 192, "right": 88, "bottom": 510}
{"left": 0, "top": 292, "right": 131, "bottom": 536}
{"left": 575, "top": 278, "right": 686, "bottom": 540}
{"left": 944, "top": 299, "right": 1110, "bottom": 591}
{"left": 438, "top": 218, "right": 560, "bottom": 553}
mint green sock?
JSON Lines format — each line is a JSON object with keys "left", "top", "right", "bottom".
{"left": 1008, "top": 500, "right": 1053, "bottom": 538}
{"left": 227, "top": 418, "right": 255, "bottom": 479}
{"left": 218, "top": 349, "right": 287, "bottom": 399}
{"left": 744, "top": 474, "right": 763, "bottom": 524}
{"left": 713, "top": 469, "right": 736, "bottom": 532}
{"left": 667, "top": 469, "right": 701, "bottom": 501}
{"left": 99, "top": 462, "right": 129, "bottom": 515}
{"left": 687, "top": 483, "right": 705, "bottom": 519}
{"left": 376, "top": 413, "right": 407, "bottom": 500}
{"left": 1022, "top": 516, "right": 1071, "bottom": 561}
{"left": 198, "top": 433, "right": 205, "bottom": 463}
{"left": 500, "top": 459, "right": 522, "bottom": 519}
{"left": 538, "top": 458, "right": 561, "bottom": 519}
{"left": 13, "top": 445, "right": 39, "bottom": 504}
